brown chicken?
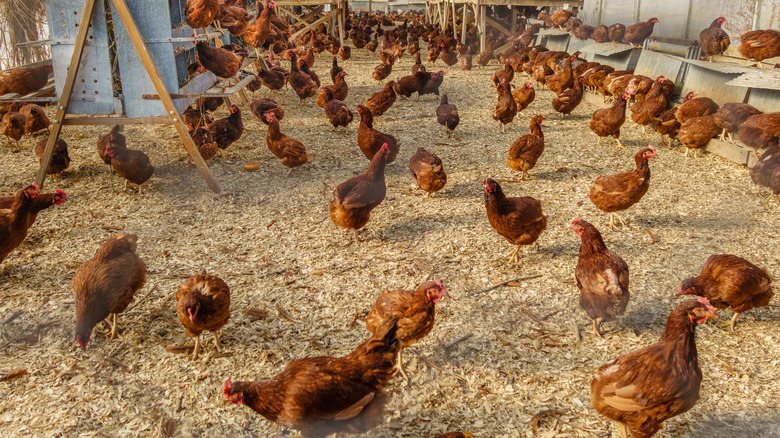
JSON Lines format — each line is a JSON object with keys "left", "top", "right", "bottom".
{"left": 590, "top": 146, "right": 657, "bottom": 230}
{"left": 700, "top": 16, "right": 730, "bottom": 61}
{"left": 320, "top": 88, "right": 353, "bottom": 133}
{"left": 476, "top": 39, "right": 495, "bottom": 67}
{"left": 35, "top": 138, "right": 70, "bottom": 176}
{"left": 409, "top": 146, "right": 447, "bottom": 196}
{"left": 440, "top": 42, "right": 458, "bottom": 67}
{"left": 185, "top": 0, "right": 219, "bottom": 30}
{"left": 183, "top": 106, "right": 213, "bottom": 131}
{"left": 574, "top": 24, "right": 595, "bottom": 41}
{"left": 630, "top": 76, "right": 667, "bottom": 133}
{"left": 750, "top": 146, "right": 780, "bottom": 198}
{"left": 264, "top": 112, "right": 308, "bottom": 172}
{"left": 338, "top": 45, "right": 351, "bottom": 62}
{"left": 591, "top": 298, "right": 716, "bottom": 438}
{"left": 105, "top": 143, "right": 154, "bottom": 194}
{"left": 176, "top": 272, "right": 230, "bottom": 359}
{"left": 207, "top": 104, "right": 244, "bottom": 154}
{"left": 552, "top": 76, "right": 584, "bottom": 119}
{"left": 435, "top": 433, "right": 473, "bottom": 438}
{"left": 419, "top": 70, "right": 445, "bottom": 97}
{"left": 652, "top": 107, "right": 682, "bottom": 147}
{"left": 18, "top": 104, "right": 50, "bottom": 134}
{"left": 0, "top": 184, "right": 66, "bottom": 263}
{"left": 1, "top": 110, "right": 25, "bottom": 147}
{"left": 366, "top": 280, "right": 449, "bottom": 382}
{"left": 249, "top": 97, "right": 284, "bottom": 126}
{"left": 319, "top": 70, "right": 348, "bottom": 105}
{"left": 427, "top": 42, "right": 440, "bottom": 65}
{"left": 609, "top": 23, "right": 626, "bottom": 43}
{"left": 484, "top": 178, "right": 546, "bottom": 264}
{"left": 330, "top": 56, "right": 344, "bottom": 83}
{"left": 739, "top": 29, "right": 780, "bottom": 68}
{"left": 189, "top": 128, "right": 219, "bottom": 162}
{"left": 460, "top": 46, "right": 473, "bottom": 71}
{"left": 679, "top": 254, "right": 773, "bottom": 332}
{"left": 0, "top": 63, "right": 52, "bottom": 97}
{"left": 493, "top": 61, "right": 514, "bottom": 86}
{"left": 546, "top": 54, "right": 577, "bottom": 94}
{"left": 216, "top": 0, "right": 250, "bottom": 36}
{"left": 223, "top": 315, "right": 400, "bottom": 438}
{"left": 394, "top": 71, "right": 427, "bottom": 98}
{"left": 678, "top": 114, "right": 720, "bottom": 158}
{"left": 513, "top": 81, "right": 536, "bottom": 114}
{"left": 589, "top": 92, "right": 631, "bottom": 148}
{"left": 675, "top": 93, "right": 719, "bottom": 123}
{"left": 737, "top": 113, "right": 780, "bottom": 156}
{"left": 506, "top": 115, "right": 545, "bottom": 180}
{"left": 625, "top": 18, "right": 659, "bottom": 47}
{"left": 493, "top": 79, "right": 517, "bottom": 133}
{"left": 372, "top": 60, "right": 393, "bottom": 84}
{"left": 714, "top": 103, "right": 761, "bottom": 143}
{"left": 195, "top": 42, "right": 241, "bottom": 81}
{"left": 412, "top": 51, "right": 426, "bottom": 75}
{"left": 356, "top": 105, "right": 399, "bottom": 163}
{"left": 243, "top": 0, "right": 274, "bottom": 55}
{"left": 570, "top": 218, "right": 630, "bottom": 336}
{"left": 298, "top": 60, "right": 320, "bottom": 88}
{"left": 72, "top": 233, "right": 147, "bottom": 349}
{"left": 436, "top": 93, "right": 459, "bottom": 135}
{"left": 329, "top": 145, "right": 390, "bottom": 242}
{"left": 255, "top": 65, "right": 287, "bottom": 93}
{"left": 97, "top": 125, "right": 126, "bottom": 167}
{"left": 550, "top": 9, "right": 575, "bottom": 29}
{"left": 287, "top": 53, "right": 318, "bottom": 105}
{"left": 364, "top": 80, "right": 397, "bottom": 117}
{"left": 592, "top": 25, "right": 610, "bottom": 43}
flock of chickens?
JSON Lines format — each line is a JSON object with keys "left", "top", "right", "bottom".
{"left": 2, "top": 1, "right": 780, "bottom": 437}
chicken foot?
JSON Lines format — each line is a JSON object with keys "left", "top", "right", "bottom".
{"left": 394, "top": 349, "right": 410, "bottom": 386}
{"left": 192, "top": 334, "right": 201, "bottom": 360}
{"left": 613, "top": 137, "right": 624, "bottom": 149}
{"left": 213, "top": 330, "right": 221, "bottom": 353}
{"left": 607, "top": 213, "right": 628, "bottom": 231}
{"left": 107, "top": 313, "right": 120, "bottom": 340}
{"left": 722, "top": 312, "right": 740, "bottom": 333}
{"left": 592, "top": 318, "right": 603, "bottom": 337}
{"left": 506, "top": 246, "right": 521, "bottom": 264}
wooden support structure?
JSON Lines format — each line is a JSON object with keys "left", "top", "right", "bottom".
{"left": 275, "top": 0, "right": 345, "bottom": 47}
{"left": 36, "top": 0, "right": 220, "bottom": 193}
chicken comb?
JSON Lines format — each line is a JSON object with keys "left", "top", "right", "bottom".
{"left": 647, "top": 145, "right": 658, "bottom": 154}
{"left": 381, "top": 143, "right": 389, "bottom": 150}
{"left": 54, "top": 189, "right": 67, "bottom": 204}
{"left": 223, "top": 379, "right": 233, "bottom": 395}
{"left": 569, "top": 217, "right": 583, "bottom": 227}
{"left": 31, "top": 183, "right": 40, "bottom": 191}
{"left": 696, "top": 296, "right": 717, "bottom": 313}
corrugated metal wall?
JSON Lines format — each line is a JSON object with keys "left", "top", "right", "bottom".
{"left": 579, "top": 0, "right": 778, "bottom": 41}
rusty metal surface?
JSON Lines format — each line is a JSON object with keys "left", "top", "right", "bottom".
{"left": 46, "top": 0, "right": 117, "bottom": 115}
{"left": 726, "top": 69, "right": 780, "bottom": 91}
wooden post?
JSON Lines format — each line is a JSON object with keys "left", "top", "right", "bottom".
{"left": 461, "top": 4, "right": 467, "bottom": 43}
{"left": 511, "top": 6, "right": 516, "bottom": 34}
{"left": 368, "top": 0, "right": 372, "bottom": 14}
{"left": 336, "top": 2, "right": 344, "bottom": 46}
{"left": 36, "top": 0, "right": 98, "bottom": 188}
{"left": 479, "top": 3, "right": 486, "bottom": 52}
{"left": 111, "top": 0, "right": 220, "bottom": 193}
{"left": 451, "top": 0, "right": 457, "bottom": 37}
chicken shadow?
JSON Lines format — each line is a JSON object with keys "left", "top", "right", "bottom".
{"left": 630, "top": 213, "right": 748, "bottom": 231}
{"left": 379, "top": 212, "right": 479, "bottom": 242}
{"left": 692, "top": 411, "right": 780, "bottom": 437}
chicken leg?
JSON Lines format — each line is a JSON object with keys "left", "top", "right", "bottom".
{"left": 395, "top": 349, "right": 410, "bottom": 386}
{"left": 108, "top": 313, "right": 120, "bottom": 340}
{"left": 607, "top": 212, "right": 628, "bottom": 231}
{"left": 506, "top": 245, "right": 521, "bottom": 264}
{"left": 353, "top": 228, "right": 361, "bottom": 243}
{"left": 614, "top": 137, "right": 624, "bottom": 149}
{"left": 724, "top": 312, "right": 740, "bottom": 333}
{"left": 191, "top": 334, "right": 202, "bottom": 359}
{"left": 213, "top": 330, "right": 221, "bottom": 353}
{"left": 592, "top": 318, "right": 603, "bottom": 337}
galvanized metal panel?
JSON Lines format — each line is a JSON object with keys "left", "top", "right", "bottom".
{"left": 637, "top": 0, "right": 688, "bottom": 41}
{"left": 538, "top": 28, "right": 569, "bottom": 36}
{"left": 578, "top": 41, "right": 633, "bottom": 56}
{"left": 681, "top": 64, "right": 746, "bottom": 106}
{"left": 745, "top": 88, "right": 780, "bottom": 113}
{"left": 678, "top": 57, "right": 751, "bottom": 74}
{"left": 566, "top": 36, "right": 592, "bottom": 55}
{"left": 725, "top": 69, "right": 780, "bottom": 91}
{"left": 590, "top": 47, "right": 641, "bottom": 70}
{"left": 543, "top": 34, "right": 570, "bottom": 52}
{"left": 634, "top": 51, "right": 684, "bottom": 88}
{"left": 109, "top": 0, "right": 188, "bottom": 117}
{"left": 593, "top": 0, "right": 637, "bottom": 28}
{"left": 46, "top": 0, "right": 117, "bottom": 115}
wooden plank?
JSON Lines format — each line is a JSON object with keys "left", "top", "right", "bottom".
{"left": 461, "top": 4, "right": 467, "bottom": 42}
{"left": 289, "top": 9, "right": 339, "bottom": 42}
{"left": 485, "top": 15, "right": 512, "bottom": 36}
{"left": 111, "top": 0, "right": 220, "bottom": 194}
{"left": 479, "top": 4, "right": 486, "bottom": 52}
{"left": 35, "top": 0, "right": 97, "bottom": 189}
{"left": 337, "top": 6, "right": 344, "bottom": 46}
{"left": 62, "top": 116, "right": 171, "bottom": 125}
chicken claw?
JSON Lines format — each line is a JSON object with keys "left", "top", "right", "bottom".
{"left": 395, "top": 350, "right": 410, "bottom": 386}
{"left": 506, "top": 246, "right": 521, "bottom": 264}
{"left": 592, "top": 318, "right": 603, "bottom": 337}
{"left": 723, "top": 312, "right": 740, "bottom": 333}
{"left": 614, "top": 138, "right": 624, "bottom": 149}
{"left": 192, "top": 335, "right": 201, "bottom": 360}
{"left": 108, "top": 313, "right": 120, "bottom": 340}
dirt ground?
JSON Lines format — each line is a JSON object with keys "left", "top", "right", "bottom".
{"left": 1, "top": 41, "right": 779, "bottom": 438}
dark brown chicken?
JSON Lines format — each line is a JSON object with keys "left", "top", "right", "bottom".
{"left": 700, "top": 16, "right": 730, "bottom": 61}
{"left": 223, "top": 315, "right": 401, "bottom": 438}
{"left": 243, "top": 0, "right": 274, "bottom": 53}
{"left": 255, "top": 65, "right": 287, "bottom": 93}
{"left": 678, "top": 114, "right": 720, "bottom": 158}
{"left": 436, "top": 93, "right": 459, "bottom": 135}
{"left": 630, "top": 76, "right": 668, "bottom": 133}
{"left": 19, "top": 104, "right": 50, "bottom": 134}
{"left": 625, "top": 18, "right": 659, "bottom": 47}
{"left": 364, "top": 80, "right": 397, "bottom": 117}
{"left": 329, "top": 145, "right": 390, "bottom": 242}
{"left": 739, "top": 29, "right": 780, "bottom": 68}
{"left": 675, "top": 93, "right": 719, "bottom": 124}
{"left": 189, "top": 127, "right": 219, "bottom": 162}
{"left": 419, "top": 70, "right": 445, "bottom": 97}
{"left": 330, "top": 56, "right": 344, "bottom": 83}
{"left": 249, "top": 97, "right": 284, "bottom": 126}
{"left": 493, "top": 79, "right": 517, "bottom": 133}
{"left": 750, "top": 146, "right": 780, "bottom": 198}
{"left": 679, "top": 254, "right": 773, "bottom": 332}
{"left": 589, "top": 146, "right": 657, "bottom": 230}
{"left": 412, "top": 51, "right": 426, "bottom": 75}
{"left": 608, "top": 23, "right": 626, "bottom": 43}
{"left": 591, "top": 298, "right": 716, "bottom": 438}
{"left": 366, "top": 280, "right": 448, "bottom": 382}
{"left": 589, "top": 92, "right": 631, "bottom": 148}
{"left": 493, "top": 61, "right": 514, "bottom": 86}
{"left": 35, "top": 137, "right": 70, "bottom": 176}
{"left": 394, "top": 71, "right": 427, "bottom": 98}
{"left": 106, "top": 143, "right": 154, "bottom": 194}
{"left": 737, "top": 113, "right": 780, "bottom": 155}
{"left": 207, "top": 104, "right": 244, "bottom": 154}
{"left": 185, "top": 0, "right": 219, "bottom": 30}
{"left": 592, "top": 25, "right": 610, "bottom": 43}
{"left": 183, "top": 106, "right": 213, "bottom": 131}
{"left": 265, "top": 112, "right": 308, "bottom": 171}
{"left": 320, "top": 88, "right": 353, "bottom": 133}
{"left": 372, "top": 60, "right": 393, "bottom": 84}
{"left": 652, "top": 106, "right": 683, "bottom": 147}
{"left": 97, "top": 125, "right": 126, "bottom": 167}
{"left": 714, "top": 103, "right": 761, "bottom": 143}
{"left": 570, "top": 218, "right": 629, "bottom": 336}
{"left": 409, "top": 146, "right": 447, "bottom": 196}
{"left": 507, "top": 115, "right": 545, "bottom": 180}
{"left": 1, "top": 110, "right": 25, "bottom": 147}
{"left": 552, "top": 76, "right": 584, "bottom": 119}
{"left": 512, "top": 81, "right": 536, "bottom": 114}
{"left": 0, "top": 184, "right": 65, "bottom": 263}
{"left": 476, "top": 38, "right": 495, "bottom": 67}
{"left": 319, "top": 70, "right": 348, "bottom": 104}
{"left": 484, "top": 178, "right": 546, "bottom": 264}
{"left": 195, "top": 42, "right": 241, "bottom": 80}
{"left": 440, "top": 42, "right": 458, "bottom": 67}
{"left": 176, "top": 272, "right": 230, "bottom": 359}
{"left": 72, "top": 233, "right": 147, "bottom": 349}
{"left": 287, "top": 53, "right": 318, "bottom": 105}
{"left": 460, "top": 46, "right": 473, "bottom": 71}
{"left": 298, "top": 59, "right": 320, "bottom": 88}
{"left": 338, "top": 45, "right": 351, "bottom": 61}
{"left": 356, "top": 105, "right": 399, "bottom": 163}
{"left": 216, "top": 0, "right": 250, "bottom": 36}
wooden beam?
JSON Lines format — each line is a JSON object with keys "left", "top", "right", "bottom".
{"left": 35, "top": 0, "right": 97, "bottom": 188}
{"left": 460, "top": 4, "right": 467, "bottom": 42}
{"left": 479, "top": 4, "right": 486, "bottom": 52}
{"left": 337, "top": 5, "right": 344, "bottom": 46}
{"left": 485, "top": 15, "right": 512, "bottom": 36}
{"left": 289, "top": 9, "right": 339, "bottom": 42}
{"left": 111, "top": 0, "right": 220, "bottom": 193}
{"left": 62, "top": 116, "right": 171, "bottom": 125}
